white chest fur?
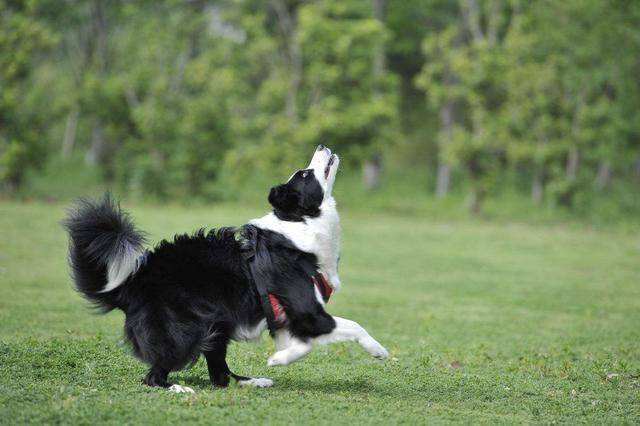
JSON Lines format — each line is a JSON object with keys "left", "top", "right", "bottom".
{"left": 249, "top": 197, "right": 341, "bottom": 291}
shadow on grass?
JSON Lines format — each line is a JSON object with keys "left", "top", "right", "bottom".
{"left": 178, "top": 374, "right": 211, "bottom": 389}
{"left": 177, "top": 372, "right": 397, "bottom": 397}
{"left": 274, "top": 376, "right": 381, "bottom": 395}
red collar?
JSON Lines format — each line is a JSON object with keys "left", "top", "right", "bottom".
{"left": 268, "top": 273, "right": 333, "bottom": 325}
{"left": 312, "top": 273, "right": 333, "bottom": 303}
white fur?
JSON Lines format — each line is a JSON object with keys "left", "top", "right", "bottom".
{"left": 237, "top": 377, "right": 274, "bottom": 388}
{"left": 267, "top": 336, "right": 312, "bottom": 366}
{"left": 250, "top": 147, "right": 342, "bottom": 290}
{"left": 101, "top": 245, "right": 144, "bottom": 293}
{"left": 268, "top": 317, "right": 389, "bottom": 366}
{"left": 274, "top": 328, "right": 293, "bottom": 351}
{"left": 314, "top": 317, "right": 389, "bottom": 358}
{"left": 232, "top": 319, "right": 267, "bottom": 342}
{"left": 168, "top": 384, "right": 195, "bottom": 393}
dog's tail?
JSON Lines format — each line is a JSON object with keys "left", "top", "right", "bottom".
{"left": 63, "top": 193, "right": 146, "bottom": 312}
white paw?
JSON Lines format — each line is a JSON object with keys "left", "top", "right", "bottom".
{"left": 238, "top": 377, "right": 274, "bottom": 388}
{"left": 362, "top": 338, "right": 389, "bottom": 359}
{"left": 267, "top": 350, "right": 290, "bottom": 367}
{"left": 168, "top": 384, "right": 195, "bottom": 394}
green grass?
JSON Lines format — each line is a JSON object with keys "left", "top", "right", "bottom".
{"left": 1, "top": 200, "right": 639, "bottom": 424}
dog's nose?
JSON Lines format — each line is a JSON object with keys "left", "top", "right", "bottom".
{"left": 316, "top": 144, "right": 325, "bottom": 151}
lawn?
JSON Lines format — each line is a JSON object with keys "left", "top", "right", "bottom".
{"left": 1, "top": 200, "right": 639, "bottom": 424}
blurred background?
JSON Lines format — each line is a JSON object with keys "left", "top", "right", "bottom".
{"left": 2, "top": 0, "right": 640, "bottom": 223}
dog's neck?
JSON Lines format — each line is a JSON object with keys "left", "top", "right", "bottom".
{"left": 250, "top": 196, "right": 341, "bottom": 291}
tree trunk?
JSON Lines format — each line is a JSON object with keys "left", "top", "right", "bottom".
{"left": 361, "top": 0, "right": 386, "bottom": 191}
{"left": 270, "top": 0, "right": 301, "bottom": 122}
{"left": 287, "top": 28, "right": 301, "bottom": 121}
{"left": 469, "top": 184, "right": 485, "bottom": 215}
{"left": 173, "top": 2, "right": 205, "bottom": 96}
{"left": 91, "top": 0, "right": 108, "bottom": 71}
{"left": 4, "top": 174, "right": 22, "bottom": 194}
{"left": 461, "top": 0, "right": 485, "bottom": 43}
{"left": 596, "top": 160, "right": 612, "bottom": 190}
{"left": 363, "top": 155, "right": 382, "bottom": 190}
{"left": 86, "top": 124, "right": 106, "bottom": 166}
{"left": 435, "top": 20, "right": 463, "bottom": 198}
{"left": 372, "top": 0, "right": 386, "bottom": 79}
{"left": 62, "top": 108, "right": 79, "bottom": 158}
{"left": 86, "top": 0, "right": 110, "bottom": 170}
{"left": 436, "top": 164, "right": 451, "bottom": 198}
{"left": 566, "top": 146, "right": 579, "bottom": 181}
{"left": 566, "top": 91, "right": 584, "bottom": 181}
{"left": 436, "top": 100, "right": 454, "bottom": 197}
{"left": 531, "top": 167, "right": 544, "bottom": 204}
{"left": 467, "top": 155, "right": 485, "bottom": 214}
{"left": 486, "top": 0, "right": 503, "bottom": 46}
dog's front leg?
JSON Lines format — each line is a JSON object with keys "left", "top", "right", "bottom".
{"left": 267, "top": 317, "right": 388, "bottom": 366}
{"left": 313, "top": 316, "right": 389, "bottom": 358}
{"left": 268, "top": 330, "right": 312, "bottom": 366}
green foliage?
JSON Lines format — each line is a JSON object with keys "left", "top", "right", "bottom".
{"left": 296, "top": 1, "right": 397, "bottom": 158}
{"left": 415, "top": 0, "right": 640, "bottom": 212}
{"left": 2, "top": 0, "right": 640, "bottom": 219}
{"left": 0, "top": 0, "right": 56, "bottom": 191}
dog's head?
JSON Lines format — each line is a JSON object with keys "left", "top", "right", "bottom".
{"left": 268, "top": 145, "right": 340, "bottom": 222}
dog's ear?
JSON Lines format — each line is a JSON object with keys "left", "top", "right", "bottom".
{"left": 269, "top": 184, "right": 300, "bottom": 213}
{"left": 299, "top": 186, "right": 323, "bottom": 213}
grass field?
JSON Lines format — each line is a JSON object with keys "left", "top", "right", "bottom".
{"left": 1, "top": 200, "right": 639, "bottom": 424}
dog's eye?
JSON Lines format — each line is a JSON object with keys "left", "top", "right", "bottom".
{"left": 302, "top": 171, "right": 309, "bottom": 178}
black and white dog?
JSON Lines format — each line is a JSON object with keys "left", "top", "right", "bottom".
{"left": 64, "top": 145, "right": 388, "bottom": 392}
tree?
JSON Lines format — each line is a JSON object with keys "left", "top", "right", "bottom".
{"left": 0, "top": 0, "right": 56, "bottom": 192}
{"left": 500, "top": 9, "right": 567, "bottom": 205}
{"left": 519, "top": 0, "right": 640, "bottom": 207}
{"left": 388, "top": 0, "right": 456, "bottom": 195}
{"left": 111, "top": 1, "right": 235, "bottom": 199}
{"left": 418, "top": 0, "right": 509, "bottom": 213}
{"left": 296, "top": 0, "right": 397, "bottom": 183}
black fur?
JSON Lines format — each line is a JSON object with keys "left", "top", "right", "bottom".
{"left": 64, "top": 190, "right": 336, "bottom": 389}
{"left": 269, "top": 169, "right": 324, "bottom": 222}
{"left": 62, "top": 194, "right": 146, "bottom": 312}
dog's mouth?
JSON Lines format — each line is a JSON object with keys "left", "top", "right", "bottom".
{"left": 324, "top": 154, "right": 336, "bottom": 180}
{"left": 310, "top": 145, "right": 338, "bottom": 184}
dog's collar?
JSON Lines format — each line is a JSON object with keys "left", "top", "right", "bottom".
{"left": 312, "top": 273, "right": 333, "bottom": 302}
{"left": 234, "top": 224, "right": 333, "bottom": 335}
{"left": 267, "top": 273, "right": 332, "bottom": 329}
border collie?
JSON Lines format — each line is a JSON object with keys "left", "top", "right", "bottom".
{"left": 63, "top": 145, "right": 388, "bottom": 392}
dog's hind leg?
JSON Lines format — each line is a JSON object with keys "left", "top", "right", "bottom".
{"left": 204, "top": 338, "right": 273, "bottom": 388}
{"left": 203, "top": 338, "right": 231, "bottom": 388}
{"left": 143, "top": 366, "right": 169, "bottom": 388}
{"left": 143, "top": 366, "right": 195, "bottom": 393}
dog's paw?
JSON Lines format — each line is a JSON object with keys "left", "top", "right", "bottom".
{"left": 168, "top": 384, "right": 195, "bottom": 394}
{"left": 361, "top": 337, "right": 389, "bottom": 359}
{"left": 238, "top": 377, "right": 274, "bottom": 388}
{"left": 267, "top": 350, "right": 290, "bottom": 367}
